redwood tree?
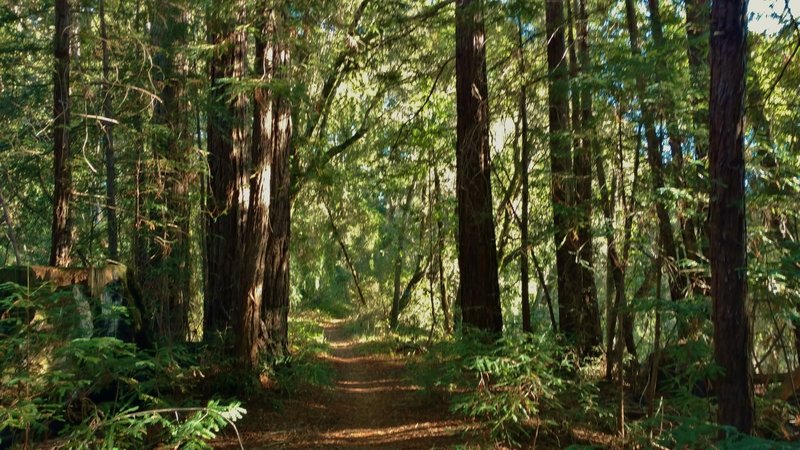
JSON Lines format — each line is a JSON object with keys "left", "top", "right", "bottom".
{"left": 546, "top": 0, "right": 600, "bottom": 353}
{"left": 709, "top": 0, "right": 753, "bottom": 433}
{"left": 206, "top": 0, "right": 249, "bottom": 338}
{"left": 454, "top": 0, "right": 502, "bottom": 333}
{"left": 50, "top": 0, "right": 72, "bottom": 267}
{"left": 144, "top": 0, "right": 191, "bottom": 341}
{"left": 236, "top": 6, "right": 293, "bottom": 367}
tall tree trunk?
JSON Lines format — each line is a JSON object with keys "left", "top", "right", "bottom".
{"left": 516, "top": 17, "right": 531, "bottom": 333}
{"left": 99, "top": 0, "right": 118, "bottom": 262}
{"left": 147, "top": 0, "right": 191, "bottom": 342}
{"left": 433, "top": 166, "right": 451, "bottom": 334}
{"left": 546, "top": 0, "right": 592, "bottom": 353}
{"left": 390, "top": 179, "right": 419, "bottom": 329}
{"left": 648, "top": 0, "right": 705, "bottom": 297}
{"left": 685, "top": 0, "right": 710, "bottom": 161}
{"left": 546, "top": 0, "right": 572, "bottom": 340}
{"left": 50, "top": 0, "right": 72, "bottom": 267}
{"left": 710, "top": 0, "right": 753, "bottom": 433}
{"left": 574, "top": 0, "right": 601, "bottom": 351}
{"left": 623, "top": 0, "right": 686, "bottom": 304}
{"left": 236, "top": 6, "right": 293, "bottom": 368}
{"left": 206, "top": 0, "right": 249, "bottom": 339}
{"left": 455, "top": 0, "right": 502, "bottom": 333}
{"left": 262, "top": 36, "right": 293, "bottom": 356}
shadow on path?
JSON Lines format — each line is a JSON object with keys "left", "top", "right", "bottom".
{"left": 214, "top": 320, "right": 480, "bottom": 449}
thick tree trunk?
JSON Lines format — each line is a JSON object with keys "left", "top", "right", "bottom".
{"left": 206, "top": 1, "right": 249, "bottom": 338}
{"left": 709, "top": 0, "right": 753, "bottom": 433}
{"left": 146, "top": 0, "right": 191, "bottom": 342}
{"left": 99, "top": 0, "right": 118, "bottom": 262}
{"left": 50, "top": 0, "right": 72, "bottom": 267}
{"left": 546, "top": 0, "right": 573, "bottom": 340}
{"left": 262, "top": 58, "right": 292, "bottom": 356}
{"left": 455, "top": 0, "right": 502, "bottom": 333}
{"left": 236, "top": 7, "right": 293, "bottom": 368}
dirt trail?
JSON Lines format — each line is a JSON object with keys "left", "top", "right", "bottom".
{"left": 214, "top": 321, "right": 479, "bottom": 449}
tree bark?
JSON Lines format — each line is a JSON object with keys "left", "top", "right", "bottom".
{"left": 433, "top": 166, "right": 451, "bottom": 334}
{"left": 455, "top": 0, "right": 502, "bottom": 333}
{"left": 686, "top": 0, "right": 710, "bottom": 161}
{"left": 546, "top": 0, "right": 597, "bottom": 353}
{"left": 146, "top": 0, "right": 191, "bottom": 342}
{"left": 516, "top": 17, "right": 530, "bottom": 333}
{"left": 99, "top": 0, "right": 118, "bottom": 262}
{"left": 50, "top": 0, "right": 73, "bottom": 267}
{"left": 710, "top": 0, "right": 753, "bottom": 433}
{"left": 235, "top": 6, "right": 293, "bottom": 368}
{"left": 206, "top": 0, "right": 249, "bottom": 339}
{"left": 623, "top": 0, "right": 686, "bottom": 305}
{"left": 574, "top": 0, "right": 601, "bottom": 352}
{"left": 262, "top": 40, "right": 293, "bottom": 356}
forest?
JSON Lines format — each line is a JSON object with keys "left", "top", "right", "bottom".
{"left": 0, "top": 0, "right": 799, "bottom": 448}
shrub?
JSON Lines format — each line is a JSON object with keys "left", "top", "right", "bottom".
{"left": 0, "top": 282, "right": 244, "bottom": 448}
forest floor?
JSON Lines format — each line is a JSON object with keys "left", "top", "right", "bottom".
{"left": 212, "top": 320, "right": 484, "bottom": 449}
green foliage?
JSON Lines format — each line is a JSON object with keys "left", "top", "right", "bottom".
{"left": 0, "top": 283, "right": 244, "bottom": 448}
{"left": 415, "top": 331, "right": 591, "bottom": 446}
{"left": 269, "top": 313, "right": 335, "bottom": 392}
{"left": 638, "top": 414, "right": 797, "bottom": 450}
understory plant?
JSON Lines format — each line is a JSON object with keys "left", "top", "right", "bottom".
{"left": 416, "top": 330, "right": 590, "bottom": 446}
{"left": 0, "top": 282, "right": 245, "bottom": 448}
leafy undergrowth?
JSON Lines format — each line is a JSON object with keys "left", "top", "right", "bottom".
{"left": 412, "top": 330, "right": 597, "bottom": 447}
{"left": 197, "top": 308, "right": 335, "bottom": 404}
{"left": 409, "top": 329, "right": 799, "bottom": 449}
{"left": 271, "top": 310, "right": 336, "bottom": 392}
{"left": 0, "top": 282, "right": 245, "bottom": 449}
{"left": 336, "top": 309, "right": 437, "bottom": 357}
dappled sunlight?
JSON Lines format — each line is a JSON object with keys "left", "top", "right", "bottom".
{"left": 302, "top": 420, "right": 474, "bottom": 446}
{"left": 334, "top": 382, "right": 421, "bottom": 394}
{"left": 213, "top": 320, "right": 480, "bottom": 449}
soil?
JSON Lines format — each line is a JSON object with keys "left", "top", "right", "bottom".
{"left": 212, "top": 320, "right": 482, "bottom": 449}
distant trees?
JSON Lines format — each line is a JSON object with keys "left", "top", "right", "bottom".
{"left": 454, "top": 0, "right": 502, "bottom": 333}
{"left": 709, "top": 0, "right": 753, "bottom": 433}
{"left": 545, "top": 0, "right": 600, "bottom": 354}
{"left": 142, "top": 0, "right": 192, "bottom": 342}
